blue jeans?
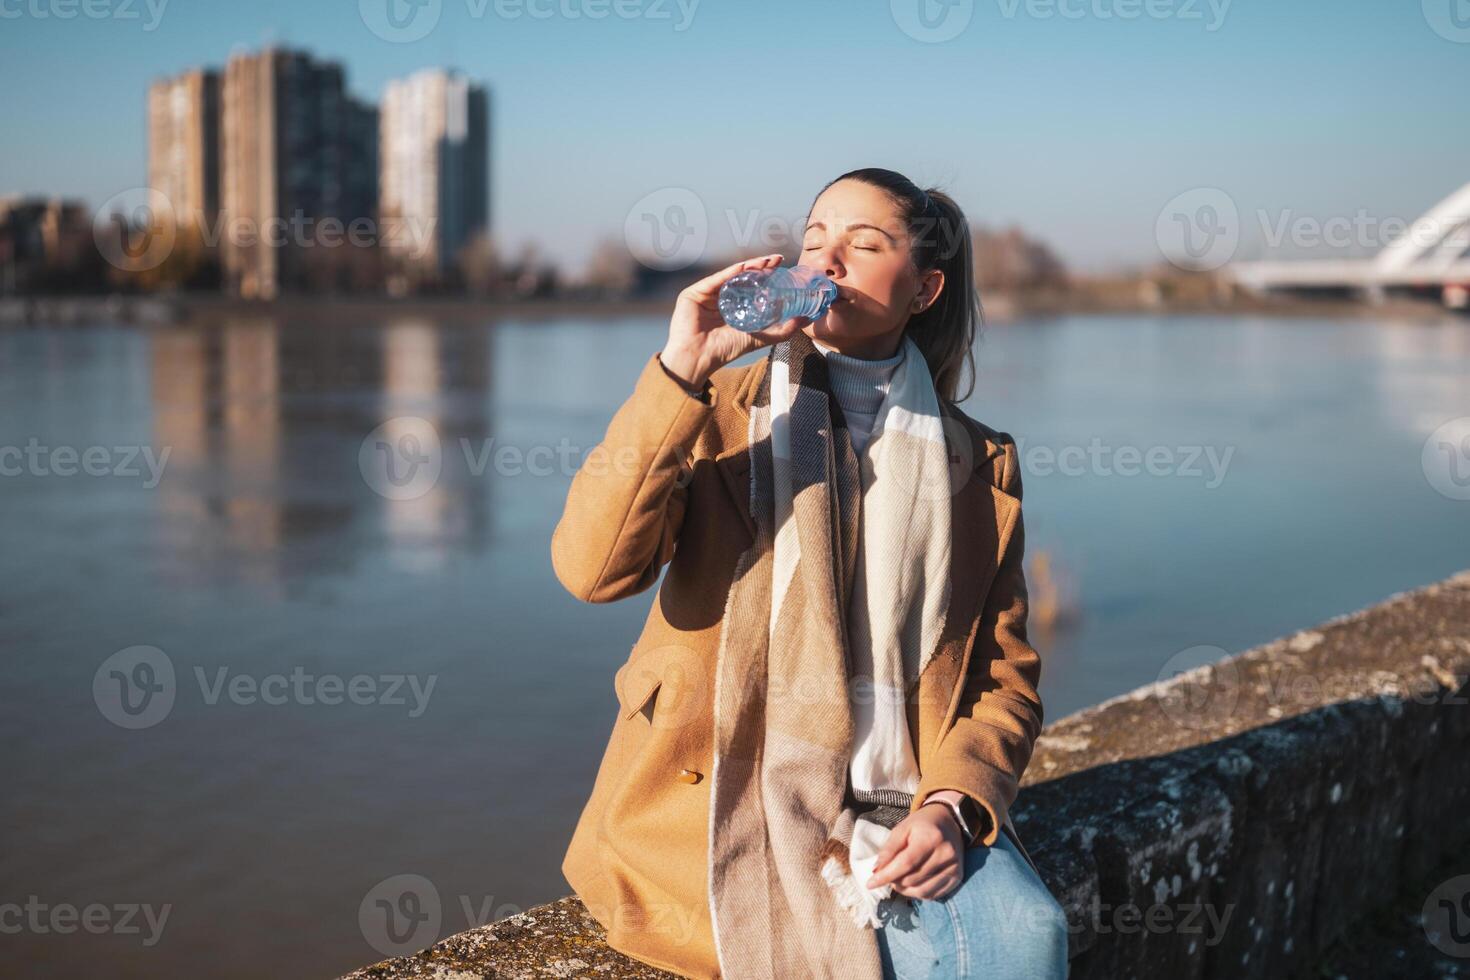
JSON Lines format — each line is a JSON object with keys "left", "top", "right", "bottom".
{"left": 875, "top": 829, "right": 1070, "bottom": 979}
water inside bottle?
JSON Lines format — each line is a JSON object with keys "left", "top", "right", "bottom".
{"left": 718, "top": 266, "right": 838, "bottom": 332}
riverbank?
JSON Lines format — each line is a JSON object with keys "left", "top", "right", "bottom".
{"left": 0, "top": 288, "right": 1460, "bottom": 329}
{"left": 343, "top": 569, "right": 1470, "bottom": 979}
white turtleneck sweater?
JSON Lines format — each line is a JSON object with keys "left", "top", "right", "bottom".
{"left": 810, "top": 336, "right": 906, "bottom": 455}
{"left": 810, "top": 335, "right": 926, "bottom": 811}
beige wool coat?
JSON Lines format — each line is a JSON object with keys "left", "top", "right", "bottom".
{"left": 551, "top": 348, "right": 1045, "bottom": 979}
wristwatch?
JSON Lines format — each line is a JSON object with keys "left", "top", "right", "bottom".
{"left": 656, "top": 353, "right": 712, "bottom": 404}
{"left": 924, "top": 795, "right": 986, "bottom": 846}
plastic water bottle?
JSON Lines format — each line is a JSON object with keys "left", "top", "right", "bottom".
{"left": 718, "top": 264, "right": 839, "bottom": 332}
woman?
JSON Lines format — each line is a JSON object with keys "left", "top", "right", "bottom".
{"left": 551, "top": 168, "right": 1069, "bottom": 979}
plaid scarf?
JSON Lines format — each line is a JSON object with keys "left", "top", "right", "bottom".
{"left": 707, "top": 328, "right": 954, "bottom": 979}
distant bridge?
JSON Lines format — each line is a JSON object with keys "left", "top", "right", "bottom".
{"left": 1228, "top": 182, "right": 1470, "bottom": 308}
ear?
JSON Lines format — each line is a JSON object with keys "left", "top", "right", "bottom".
{"left": 914, "top": 267, "right": 945, "bottom": 312}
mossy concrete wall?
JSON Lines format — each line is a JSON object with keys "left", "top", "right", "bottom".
{"left": 345, "top": 571, "right": 1470, "bottom": 979}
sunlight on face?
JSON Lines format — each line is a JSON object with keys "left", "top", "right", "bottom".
{"left": 800, "top": 179, "right": 943, "bottom": 357}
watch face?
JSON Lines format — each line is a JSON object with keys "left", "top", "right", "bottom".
{"left": 958, "top": 798, "right": 982, "bottom": 836}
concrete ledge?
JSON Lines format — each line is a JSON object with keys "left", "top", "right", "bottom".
{"left": 344, "top": 570, "right": 1470, "bottom": 979}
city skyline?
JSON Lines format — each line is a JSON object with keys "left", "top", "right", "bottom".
{"left": 2, "top": 0, "right": 1468, "bottom": 277}
{"left": 133, "top": 50, "right": 492, "bottom": 298}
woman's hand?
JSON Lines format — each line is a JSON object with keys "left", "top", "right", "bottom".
{"left": 865, "top": 802, "right": 966, "bottom": 900}
{"left": 659, "top": 253, "right": 814, "bottom": 390}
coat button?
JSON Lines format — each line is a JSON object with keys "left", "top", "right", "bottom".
{"left": 676, "top": 768, "right": 702, "bottom": 784}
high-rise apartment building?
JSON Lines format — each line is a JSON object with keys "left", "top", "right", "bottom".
{"left": 219, "top": 47, "right": 377, "bottom": 298}
{"left": 379, "top": 68, "right": 489, "bottom": 282}
{"left": 147, "top": 68, "right": 220, "bottom": 233}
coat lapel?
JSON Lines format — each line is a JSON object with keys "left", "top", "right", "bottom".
{"left": 711, "top": 355, "right": 1018, "bottom": 773}
{"left": 910, "top": 402, "right": 1016, "bottom": 770}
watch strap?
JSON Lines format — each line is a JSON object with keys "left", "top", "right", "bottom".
{"left": 923, "top": 796, "right": 978, "bottom": 845}
{"left": 656, "top": 352, "right": 712, "bottom": 404}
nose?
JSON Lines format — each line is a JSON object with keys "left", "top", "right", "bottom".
{"left": 807, "top": 247, "right": 843, "bottom": 280}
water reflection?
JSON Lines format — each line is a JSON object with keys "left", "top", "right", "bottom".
{"left": 3, "top": 311, "right": 1468, "bottom": 980}
{"left": 148, "top": 315, "right": 496, "bottom": 591}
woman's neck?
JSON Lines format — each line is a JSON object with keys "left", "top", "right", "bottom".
{"left": 810, "top": 331, "right": 905, "bottom": 360}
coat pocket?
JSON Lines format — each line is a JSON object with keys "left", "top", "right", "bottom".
{"left": 615, "top": 656, "right": 664, "bottom": 722}
{"left": 613, "top": 642, "right": 707, "bottom": 730}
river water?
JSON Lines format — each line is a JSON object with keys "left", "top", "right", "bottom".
{"left": 2, "top": 311, "right": 1467, "bottom": 977}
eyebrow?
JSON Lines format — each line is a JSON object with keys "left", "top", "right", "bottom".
{"left": 804, "top": 222, "right": 897, "bottom": 242}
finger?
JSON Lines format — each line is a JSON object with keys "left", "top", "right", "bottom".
{"left": 749, "top": 314, "right": 812, "bottom": 346}
{"left": 901, "top": 871, "right": 961, "bottom": 901}
{"left": 683, "top": 253, "right": 785, "bottom": 303}
{"left": 868, "top": 842, "right": 923, "bottom": 889}
{"left": 871, "top": 821, "right": 909, "bottom": 872}
{"left": 892, "top": 852, "right": 951, "bottom": 892}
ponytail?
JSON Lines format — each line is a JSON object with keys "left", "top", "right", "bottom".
{"left": 811, "top": 169, "right": 981, "bottom": 404}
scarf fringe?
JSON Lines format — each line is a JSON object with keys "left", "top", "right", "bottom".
{"left": 818, "top": 853, "right": 891, "bottom": 929}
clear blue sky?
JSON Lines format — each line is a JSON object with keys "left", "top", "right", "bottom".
{"left": 2, "top": 0, "right": 1466, "bottom": 274}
